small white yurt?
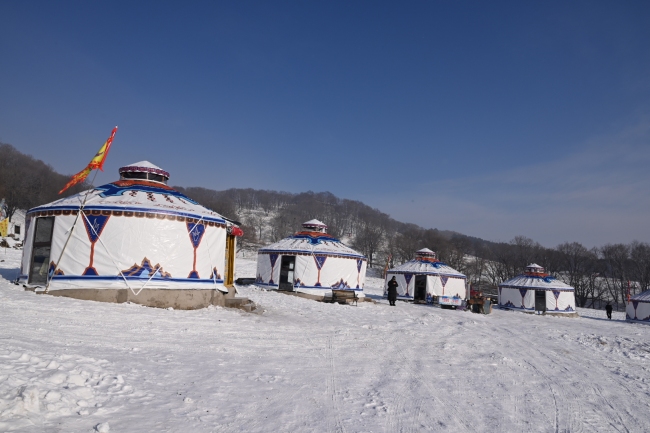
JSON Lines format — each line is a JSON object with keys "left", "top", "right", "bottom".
{"left": 384, "top": 248, "right": 467, "bottom": 302}
{"left": 498, "top": 264, "right": 577, "bottom": 316}
{"left": 17, "top": 161, "right": 243, "bottom": 309}
{"left": 626, "top": 291, "right": 650, "bottom": 324}
{"left": 255, "top": 219, "right": 367, "bottom": 300}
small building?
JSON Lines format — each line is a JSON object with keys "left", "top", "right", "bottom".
{"left": 0, "top": 200, "right": 23, "bottom": 240}
{"left": 17, "top": 161, "right": 243, "bottom": 309}
{"left": 384, "top": 248, "right": 467, "bottom": 302}
{"left": 9, "top": 209, "right": 26, "bottom": 241}
{"left": 626, "top": 290, "right": 650, "bottom": 324}
{"left": 255, "top": 219, "right": 367, "bottom": 301}
{"left": 498, "top": 264, "right": 577, "bottom": 316}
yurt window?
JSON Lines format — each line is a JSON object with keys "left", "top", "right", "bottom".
{"left": 29, "top": 217, "right": 54, "bottom": 285}
{"left": 148, "top": 173, "right": 166, "bottom": 183}
{"left": 120, "top": 171, "right": 167, "bottom": 184}
{"left": 121, "top": 172, "right": 148, "bottom": 180}
{"left": 14, "top": 225, "right": 20, "bottom": 235}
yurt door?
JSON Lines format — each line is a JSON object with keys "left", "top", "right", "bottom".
{"left": 28, "top": 217, "right": 55, "bottom": 285}
{"left": 278, "top": 256, "right": 295, "bottom": 291}
{"left": 414, "top": 275, "right": 427, "bottom": 302}
{"left": 224, "top": 234, "right": 236, "bottom": 287}
{"left": 535, "top": 290, "right": 546, "bottom": 312}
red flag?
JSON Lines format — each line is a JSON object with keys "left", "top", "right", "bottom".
{"left": 59, "top": 126, "right": 118, "bottom": 194}
{"left": 58, "top": 167, "right": 92, "bottom": 195}
{"left": 87, "top": 126, "right": 117, "bottom": 171}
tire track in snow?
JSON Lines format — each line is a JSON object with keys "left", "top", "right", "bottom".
{"left": 496, "top": 323, "right": 634, "bottom": 433}
{"left": 391, "top": 342, "right": 472, "bottom": 433}
{"left": 208, "top": 331, "right": 317, "bottom": 433}
{"left": 409, "top": 397, "right": 425, "bottom": 433}
{"left": 325, "top": 334, "right": 346, "bottom": 433}
{"left": 361, "top": 327, "right": 473, "bottom": 433}
{"left": 593, "top": 384, "right": 630, "bottom": 433}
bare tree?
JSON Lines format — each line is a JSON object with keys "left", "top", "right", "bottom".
{"left": 629, "top": 241, "right": 650, "bottom": 295}
{"left": 556, "top": 242, "right": 601, "bottom": 307}
{"left": 0, "top": 143, "right": 87, "bottom": 220}
{"left": 352, "top": 222, "right": 385, "bottom": 268}
{"left": 599, "top": 243, "right": 631, "bottom": 309}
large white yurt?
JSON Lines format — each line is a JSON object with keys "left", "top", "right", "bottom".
{"left": 626, "top": 291, "right": 650, "bottom": 324}
{"left": 498, "top": 264, "right": 577, "bottom": 316}
{"left": 255, "top": 219, "right": 367, "bottom": 300}
{"left": 17, "top": 161, "right": 243, "bottom": 309}
{"left": 384, "top": 248, "right": 467, "bottom": 302}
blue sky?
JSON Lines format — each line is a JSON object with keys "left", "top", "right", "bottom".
{"left": 1, "top": 1, "right": 649, "bottom": 247}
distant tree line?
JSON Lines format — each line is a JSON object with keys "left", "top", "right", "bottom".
{"left": 173, "top": 187, "right": 650, "bottom": 311}
{"left": 3, "top": 143, "right": 649, "bottom": 310}
{"left": 0, "top": 143, "right": 87, "bottom": 221}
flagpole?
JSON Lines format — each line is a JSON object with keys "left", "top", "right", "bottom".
{"left": 45, "top": 162, "right": 102, "bottom": 292}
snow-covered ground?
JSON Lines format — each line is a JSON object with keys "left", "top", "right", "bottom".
{"left": 1, "top": 247, "right": 649, "bottom": 432}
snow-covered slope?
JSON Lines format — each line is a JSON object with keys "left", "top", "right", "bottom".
{"left": 1, "top": 248, "right": 649, "bottom": 432}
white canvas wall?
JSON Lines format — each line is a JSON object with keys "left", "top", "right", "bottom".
{"left": 499, "top": 287, "right": 534, "bottom": 311}
{"left": 22, "top": 214, "right": 227, "bottom": 291}
{"left": 545, "top": 290, "right": 576, "bottom": 313}
{"left": 428, "top": 275, "right": 466, "bottom": 298}
{"left": 499, "top": 287, "right": 576, "bottom": 313}
{"left": 256, "top": 252, "right": 366, "bottom": 296}
{"left": 19, "top": 216, "right": 34, "bottom": 280}
{"left": 385, "top": 273, "right": 466, "bottom": 299}
{"left": 627, "top": 301, "right": 650, "bottom": 323}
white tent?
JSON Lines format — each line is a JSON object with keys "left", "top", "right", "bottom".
{"left": 255, "top": 220, "right": 367, "bottom": 299}
{"left": 384, "top": 248, "right": 467, "bottom": 302}
{"left": 498, "top": 264, "right": 577, "bottom": 316}
{"left": 626, "top": 290, "right": 650, "bottom": 324}
{"left": 17, "top": 161, "right": 242, "bottom": 309}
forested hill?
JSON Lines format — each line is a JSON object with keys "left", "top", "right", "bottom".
{"left": 173, "top": 185, "right": 491, "bottom": 266}
{"left": 3, "top": 143, "right": 650, "bottom": 308}
{"left": 0, "top": 143, "right": 88, "bottom": 222}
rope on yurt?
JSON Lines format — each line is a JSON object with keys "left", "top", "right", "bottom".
{"left": 204, "top": 234, "right": 219, "bottom": 292}
{"left": 186, "top": 214, "right": 224, "bottom": 293}
{"left": 131, "top": 215, "right": 209, "bottom": 295}
{"left": 203, "top": 222, "right": 223, "bottom": 294}
{"left": 300, "top": 243, "right": 317, "bottom": 288}
{"left": 428, "top": 273, "right": 440, "bottom": 298}
{"left": 132, "top": 215, "right": 208, "bottom": 295}
{"left": 136, "top": 261, "right": 164, "bottom": 295}
{"left": 45, "top": 170, "right": 101, "bottom": 292}
{"left": 80, "top": 210, "right": 136, "bottom": 295}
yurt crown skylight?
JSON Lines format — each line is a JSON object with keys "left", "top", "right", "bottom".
{"left": 302, "top": 219, "right": 327, "bottom": 233}
{"left": 119, "top": 161, "right": 170, "bottom": 184}
{"left": 415, "top": 248, "right": 436, "bottom": 258}
{"left": 524, "top": 263, "right": 546, "bottom": 274}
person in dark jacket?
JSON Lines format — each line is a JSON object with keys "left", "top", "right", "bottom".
{"left": 606, "top": 303, "right": 613, "bottom": 320}
{"left": 387, "top": 276, "right": 398, "bottom": 306}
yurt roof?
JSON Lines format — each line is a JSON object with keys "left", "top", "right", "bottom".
{"left": 499, "top": 273, "right": 575, "bottom": 291}
{"left": 259, "top": 225, "right": 365, "bottom": 259}
{"left": 387, "top": 251, "right": 466, "bottom": 278}
{"left": 631, "top": 290, "right": 650, "bottom": 303}
{"left": 27, "top": 162, "right": 228, "bottom": 224}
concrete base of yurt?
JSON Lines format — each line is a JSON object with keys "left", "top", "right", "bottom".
{"left": 277, "top": 289, "right": 373, "bottom": 305}
{"left": 28, "top": 287, "right": 255, "bottom": 311}
{"left": 499, "top": 307, "right": 579, "bottom": 318}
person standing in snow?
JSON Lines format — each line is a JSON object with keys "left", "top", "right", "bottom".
{"left": 387, "top": 276, "right": 398, "bottom": 306}
{"left": 606, "top": 303, "right": 613, "bottom": 320}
